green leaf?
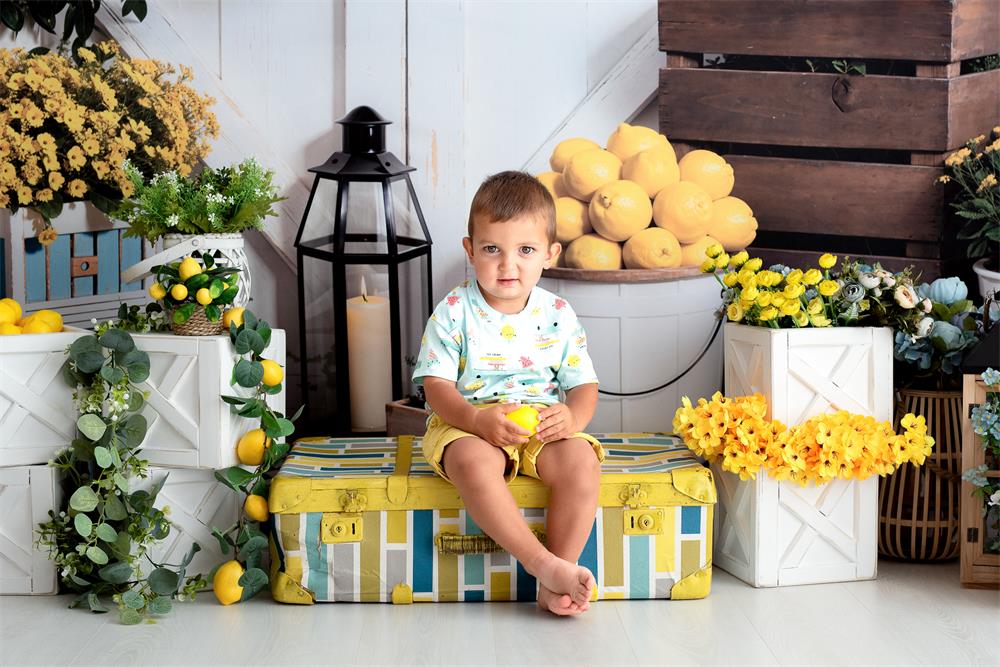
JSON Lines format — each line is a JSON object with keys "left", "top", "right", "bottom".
{"left": 235, "top": 329, "right": 263, "bottom": 355}
{"left": 128, "top": 489, "right": 151, "bottom": 513}
{"left": 128, "top": 391, "right": 145, "bottom": 412}
{"left": 237, "top": 400, "right": 264, "bottom": 419}
{"left": 209, "top": 278, "right": 225, "bottom": 299}
{"left": 234, "top": 359, "right": 264, "bottom": 388}
{"left": 95, "top": 523, "right": 118, "bottom": 543}
{"left": 251, "top": 477, "right": 268, "bottom": 497}
{"left": 211, "top": 527, "right": 232, "bottom": 555}
{"left": 120, "top": 609, "right": 142, "bottom": 625}
{"left": 0, "top": 3, "right": 25, "bottom": 32}
{"left": 290, "top": 405, "right": 305, "bottom": 422}
{"left": 216, "top": 286, "right": 239, "bottom": 306}
{"left": 214, "top": 466, "right": 254, "bottom": 493}
{"left": 121, "top": 589, "right": 145, "bottom": 610}
{"left": 122, "top": 414, "right": 147, "bottom": 449}
{"left": 113, "top": 473, "right": 129, "bottom": 494}
{"left": 76, "top": 351, "right": 106, "bottom": 375}
{"left": 104, "top": 493, "right": 127, "bottom": 520}
{"left": 201, "top": 253, "right": 215, "bottom": 269}
{"left": 70, "top": 486, "right": 100, "bottom": 512}
{"left": 99, "top": 366, "right": 126, "bottom": 385}
{"left": 147, "top": 596, "right": 172, "bottom": 615}
{"left": 261, "top": 410, "right": 280, "bottom": 438}
{"left": 98, "top": 561, "right": 132, "bottom": 585}
{"left": 94, "top": 446, "right": 112, "bottom": 469}
{"left": 264, "top": 383, "right": 282, "bottom": 395}
{"left": 86, "top": 545, "right": 109, "bottom": 565}
{"left": 173, "top": 303, "right": 196, "bottom": 324}
{"left": 256, "top": 321, "right": 272, "bottom": 348}
{"left": 74, "top": 512, "right": 93, "bottom": 538}
{"left": 238, "top": 568, "right": 268, "bottom": 601}
{"left": 87, "top": 592, "right": 108, "bottom": 614}
{"left": 275, "top": 418, "right": 295, "bottom": 438}
{"left": 244, "top": 310, "right": 259, "bottom": 330}
{"left": 98, "top": 329, "right": 135, "bottom": 353}
{"left": 185, "top": 273, "right": 211, "bottom": 290}
{"left": 148, "top": 568, "right": 180, "bottom": 596}
{"left": 221, "top": 395, "right": 249, "bottom": 406}
{"left": 77, "top": 414, "right": 107, "bottom": 441}
{"left": 180, "top": 542, "right": 202, "bottom": 568}
{"left": 119, "top": 349, "right": 151, "bottom": 383}
{"left": 242, "top": 535, "right": 268, "bottom": 557}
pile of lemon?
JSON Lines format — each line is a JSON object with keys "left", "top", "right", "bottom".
{"left": 537, "top": 123, "right": 758, "bottom": 270}
{"left": 0, "top": 298, "right": 65, "bottom": 335}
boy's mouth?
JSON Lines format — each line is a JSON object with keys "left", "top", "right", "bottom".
{"left": 496, "top": 278, "right": 519, "bottom": 287}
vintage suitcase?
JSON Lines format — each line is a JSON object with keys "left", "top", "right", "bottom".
{"left": 268, "top": 433, "right": 715, "bottom": 604}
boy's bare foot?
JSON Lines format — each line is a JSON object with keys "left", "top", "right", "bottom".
{"left": 537, "top": 584, "right": 589, "bottom": 616}
{"left": 532, "top": 553, "right": 595, "bottom": 606}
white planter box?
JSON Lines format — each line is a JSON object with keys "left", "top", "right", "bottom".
{"left": 716, "top": 323, "right": 892, "bottom": 587}
{"left": 0, "top": 329, "right": 285, "bottom": 469}
{"left": 0, "top": 465, "right": 61, "bottom": 595}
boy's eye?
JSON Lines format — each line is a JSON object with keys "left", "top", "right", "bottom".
{"left": 483, "top": 245, "right": 499, "bottom": 254}
{"left": 520, "top": 247, "right": 535, "bottom": 255}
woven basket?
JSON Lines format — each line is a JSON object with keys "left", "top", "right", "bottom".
{"left": 878, "top": 389, "right": 963, "bottom": 561}
{"left": 170, "top": 306, "right": 225, "bottom": 336}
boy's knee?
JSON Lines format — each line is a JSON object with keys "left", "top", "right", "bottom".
{"left": 548, "top": 439, "right": 601, "bottom": 484}
{"left": 442, "top": 439, "right": 506, "bottom": 480}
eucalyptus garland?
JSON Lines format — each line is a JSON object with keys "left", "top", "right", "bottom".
{"left": 37, "top": 320, "right": 203, "bottom": 624}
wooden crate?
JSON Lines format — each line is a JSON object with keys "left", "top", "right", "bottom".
{"left": 960, "top": 375, "right": 1000, "bottom": 588}
{"left": 0, "top": 203, "right": 150, "bottom": 327}
{"left": 385, "top": 398, "right": 429, "bottom": 437}
{"left": 658, "top": 0, "right": 1000, "bottom": 279}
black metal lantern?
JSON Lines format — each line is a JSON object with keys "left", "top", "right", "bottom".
{"left": 295, "top": 106, "right": 432, "bottom": 435}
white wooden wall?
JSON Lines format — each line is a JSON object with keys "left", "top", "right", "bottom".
{"left": 2, "top": 0, "right": 662, "bottom": 405}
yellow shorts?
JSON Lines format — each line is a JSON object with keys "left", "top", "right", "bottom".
{"left": 421, "top": 405, "right": 605, "bottom": 483}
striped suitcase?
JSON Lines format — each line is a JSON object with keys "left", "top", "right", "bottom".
{"left": 268, "top": 433, "right": 716, "bottom": 604}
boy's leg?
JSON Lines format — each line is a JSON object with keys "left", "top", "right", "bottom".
{"left": 442, "top": 437, "right": 593, "bottom": 610}
{"left": 534, "top": 437, "right": 602, "bottom": 612}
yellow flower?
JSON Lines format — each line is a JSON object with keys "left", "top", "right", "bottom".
{"left": 700, "top": 258, "right": 716, "bottom": 273}
{"left": 67, "top": 179, "right": 88, "bottom": 197}
{"left": 985, "top": 139, "right": 1000, "bottom": 154}
{"left": 972, "top": 134, "right": 986, "bottom": 144}
{"left": 715, "top": 252, "right": 731, "bottom": 270}
{"left": 66, "top": 146, "right": 86, "bottom": 169}
{"left": 785, "top": 269, "right": 803, "bottom": 285}
{"left": 780, "top": 299, "right": 801, "bottom": 316}
{"left": 809, "top": 313, "right": 832, "bottom": 327}
{"left": 771, "top": 293, "right": 786, "bottom": 308}
{"left": 705, "top": 243, "right": 724, "bottom": 259}
{"left": 818, "top": 253, "right": 838, "bottom": 269}
{"left": 731, "top": 251, "right": 749, "bottom": 268}
{"left": 35, "top": 188, "right": 53, "bottom": 202}
{"left": 937, "top": 175, "right": 951, "bottom": 183}
{"left": 77, "top": 47, "right": 97, "bottom": 63}
{"left": 945, "top": 147, "right": 971, "bottom": 167}
{"left": 807, "top": 297, "right": 824, "bottom": 315}
{"left": 16, "top": 185, "right": 32, "bottom": 204}
{"left": 756, "top": 291, "right": 772, "bottom": 308}
{"left": 726, "top": 302, "right": 744, "bottom": 322}
{"left": 818, "top": 280, "right": 840, "bottom": 297}
{"left": 92, "top": 160, "right": 110, "bottom": 179}
{"left": 759, "top": 306, "right": 778, "bottom": 321}
{"left": 977, "top": 173, "right": 997, "bottom": 193}
{"left": 37, "top": 227, "right": 58, "bottom": 246}
{"left": 744, "top": 258, "right": 763, "bottom": 272}
{"left": 81, "top": 138, "right": 101, "bottom": 156}
{"left": 737, "top": 269, "right": 757, "bottom": 288}
{"left": 791, "top": 311, "right": 809, "bottom": 327}
{"left": 722, "top": 272, "right": 739, "bottom": 287}
{"left": 783, "top": 283, "right": 805, "bottom": 299}
{"left": 741, "top": 286, "right": 760, "bottom": 302}
{"left": 802, "top": 268, "right": 822, "bottom": 285}
{"left": 48, "top": 171, "right": 64, "bottom": 191}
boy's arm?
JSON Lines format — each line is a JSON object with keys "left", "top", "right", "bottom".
{"left": 564, "top": 382, "right": 598, "bottom": 433}
{"left": 423, "top": 376, "right": 481, "bottom": 434}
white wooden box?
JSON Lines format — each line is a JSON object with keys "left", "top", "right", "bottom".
{"left": 717, "top": 323, "right": 892, "bottom": 587}
{"left": 0, "top": 465, "right": 61, "bottom": 595}
{"left": 0, "top": 329, "right": 286, "bottom": 469}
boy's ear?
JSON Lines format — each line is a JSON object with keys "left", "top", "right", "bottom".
{"left": 462, "top": 237, "right": 474, "bottom": 261}
{"left": 544, "top": 242, "right": 562, "bottom": 269}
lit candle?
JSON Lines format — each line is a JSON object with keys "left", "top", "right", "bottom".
{"left": 346, "top": 276, "right": 393, "bottom": 431}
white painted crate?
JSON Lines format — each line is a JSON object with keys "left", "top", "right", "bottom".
{"left": 0, "top": 465, "right": 61, "bottom": 595}
{"left": 716, "top": 323, "right": 892, "bottom": 587}
{"left": 0, "top": 329, "right": 286, "bottom": 469}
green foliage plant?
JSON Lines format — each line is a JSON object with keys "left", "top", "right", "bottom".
{"left": 940, "top": 129, "right": 1000, "bottom": 265}
{"left": 36, "top": 321, "right": 205, "bottom": 624}
{"left": 0, "top": 1, "right": 147, "bottom": 53}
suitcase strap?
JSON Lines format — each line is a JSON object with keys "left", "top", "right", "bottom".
{"left": 435, "top": 528, "right": 546, "bottom": 555}
{"left": 387, "top": 435, "right": 413, "bottom": 504}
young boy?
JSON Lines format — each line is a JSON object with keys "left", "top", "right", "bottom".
{"left": 412, "top": 171, "right": 603, "bottom": 616}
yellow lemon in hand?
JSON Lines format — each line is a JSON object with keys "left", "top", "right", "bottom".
{"left": 0, "top": 298, "right": 22, "bottom": 321}
{"left": 506, "top": 405, "right": 540, "bottom": 436}
{"left": 260, "top": 359, "right": 284, "bottom": 387}
{"left": 178, "top": 256, "right": 202, "bottom": 281}
{"left": 196, "top": 287, "right": 212, "bottom": 306}
{"left": 223, "top": 307, "right": 245, "bottom": 329}
{"left": 243, "top": 494, "right": 269, "bottom": 522}
{"left": 170, "top": 284, "right": 188, "bottom": 301}
{"left": 213, "top": 560, "right": 245, "bottom": 606}
{"left": 31, "top": 309, "right": 63, "bottom": 331}
{"left": 236, "top": 428, "right": 271, "bottom": 466}
{"left": 149, "top": 283, "right": 167, "bottom": 300}
{"left": 0, "top": 322, "right": 22, "bottom": 335}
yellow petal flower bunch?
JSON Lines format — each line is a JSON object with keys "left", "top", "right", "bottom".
{"left": 0, "top": 42, "right": 219, "bottom": 223}
{"left": 673, "top": 392, "right": 934, "bottom": 486}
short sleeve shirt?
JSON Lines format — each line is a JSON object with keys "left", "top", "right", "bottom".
{"left": 412, "top": 280, "right": 598, "bottom": 404}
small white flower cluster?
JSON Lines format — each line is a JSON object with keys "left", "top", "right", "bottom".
{"left": 165, "top": 213, "right": 179, "bottom": 227}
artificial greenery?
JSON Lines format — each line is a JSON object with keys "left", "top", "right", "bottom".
{"left": 117, "top": 158, "right": 284, "bottom": 243}
{"left": 210, "top": 310, "right": 302, "bottom": 602}
{"left": 36, "top": 322, "right": 205, "bottom": 624}
{"left": 940, "top": 129, "right": 1000, "bottom": 264}
{"left": 92, "top": 302, "right": 171, "bottom": 334}
{"left": 961, "top": 368, "right": 1000, "bottom": 554}
{"left": 0, "top": 1, "right": 146, "bottom": 54}
{"left": 150, "top": 253, "right": 240, "bottom": 324}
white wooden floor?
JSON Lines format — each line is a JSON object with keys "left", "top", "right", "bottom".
{"left": 1, "top": 560, "right": 998, "bottom": 666}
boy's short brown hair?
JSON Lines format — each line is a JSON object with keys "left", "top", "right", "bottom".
{"left": 467, "top": 171, "right": 557, "bottom": 243}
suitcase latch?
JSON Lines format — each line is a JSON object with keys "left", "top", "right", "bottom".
{"left": 623, "top": 508, "right": 664, "bottom": 535}
{"left": 619, "top": 484, "right": 648, "bottom": 508}
{"left": 340, "top": 489, "right": 367, "bottom": 513}
{"left": 322, "top": 514, "right": 363, "bottom": 543}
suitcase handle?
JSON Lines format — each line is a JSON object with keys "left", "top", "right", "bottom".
{"left": 435, "top": 528, "right": 545, "bottom": 555}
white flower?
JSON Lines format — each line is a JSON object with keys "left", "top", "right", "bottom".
{"left": 858, "top": 272, "right": 880, "bottom": 289}
{"left": 875, "top": 269, "right": 895, "bottom": 287}
{"left": 916, "top": 317, "right": 934, "bottom": 338}
{"left": 166, "top": 213, "right": 179, "bottom": 227}
{"left": 921, "top": 298, "right": 932, "bottom": 313}
{"left": 873, "top": 288, "right": 882, "bottom": 297}
{"left": 895, "top": 285, "right": 919, "bottom": 309}
{"left": 991, "top": 490, "right": 1000, "bottom": 507}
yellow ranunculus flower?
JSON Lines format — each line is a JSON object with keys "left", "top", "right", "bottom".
{"left": 731, "top": 251, "right": 749, "bottom": 268}
{"left": 700, "top": 259, "right": 716, "bottom": 273}
{"left": 741, "top": 286, "right": 760, "bottom": 302}
{"left": 726, "top": 302, "right": 744, "bottom": 322}
{"left": 818, "top": 253, "right": 837, "bottom": 269}
{"left": 756, "top": 291, "right": 773, "bottom": 308}
{"left": 809, "top": 313, "right": 832, "bottom": 327}
{"left": 802, "top": 269, "right": 822, "bottom": 285}
{"left": 737, "top": 269, "right": 757, "bottom": 287}
{"left": 705, "top": 243, "right": 724, "bottom": 259}
{"left": 759, "top": 306, "right": 778, "bottom": 321}
{"left": 785, "top": 269, "right": 803, "bottom": 285}
{"left": 744, "top": 258, "right": 763, "bottom": 272}
{"left": 722, "top": 272, "right": 739, "bottom": 288}
{"left": 715, "top": 252, "right": 731, "bottom": 270}
{"left": 771, "top": 294, "right": 786, "bottom": 308}
{"left": 791, "top": 311, "right": 809, "bottom": 327}
{"left": 807, "top": 297, "right": 824, "bottom": 315}
{"left": 780, "top": 300, "right": 801, "bottom": 315}
{"left": 783, "top": 283, "right": 805, "bottom": 299}
{"left": 818, "top": 280, "right": 840, "bottom": 297}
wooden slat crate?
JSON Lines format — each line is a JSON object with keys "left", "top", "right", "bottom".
{"left": 1, "top": 203, "right": 150, "bottom": 328}
{"left": 658, "top": 0, "right": 1000, "bottom": 279}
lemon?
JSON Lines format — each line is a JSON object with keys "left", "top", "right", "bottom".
{"left": 196, "top": 287, "right": 212, "bottom": 306}
{"left": 222, "top": 307, "right": 245, "bottom": 329}
{"left": 622, "top": 147, "right": 680, "bottom": 198}
{"left": 236, "top": 428, "right": 271, "bottom": 466}
{"left": 31, "top": 309, "right": 63, "bottom": 331}
{"left": 678, "top": 150, "right": 734, "bottom": 200}
{"left": 588, "top": 180, "right": 652, "bottom": 242}
{"left": 562, "top": 148, "right": 622, "bottom": 201}
{"left": 178, "top": 256, "right": 202, "bottom": 281}
{"left": 260, "top": 359, "right": 284, "bottom": 387}
{"left": 506, "top": 405, "right": 540, "bottom": 435}
{"left": 652, "top": 181, "right": 713, "bottom": 244}
{"left": 549, "top": 137, "right": 601, "bottom": 173}
{"left": 213, "top": 560, "right": 245, "bottom": 605}
{"left": 148, "top": 283, "right": 167, "bottom": 300}
{"left": 679, "top": 235, "right": 724, "bottom": 267}
{"left": 536, "top": 171, "right": 568, "bottom": 200}
{"left": 243, "top": 494, "right": 269, "bottom": 522}
{"left": 564, "top": 233, "right": 623, "bottom": 270}
{"left": 0, "top": 323, "right": 22, "bottom": 335}
{"left": 555, "top": 196, "right": 592, "bottom": 244}
{"left": 170, "top": 284, "right": 188, "bottom": 301}
{"left": 707, "top": 196, "right": 758, "bottom": 252}
{"left": 22, "top": 319, "right": 53, "bottom": 334}
{"left": 0, "top": 298, "right": 22, "bottom": 322}
{"left": 0, "top": 303, "right": 16, "bottom": 326}
{"left": 606, "top": 123, "right": 672, "bottom": 162}
{"left": 622, "top": 227, "right": 682, "bottom": 269}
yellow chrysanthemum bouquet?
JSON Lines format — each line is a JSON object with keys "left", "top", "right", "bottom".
{"left": 0, "top": 42, "right": 219, "bottom": 229}
{"left": 673, "top": 393, "right": 934, "bottom": 486}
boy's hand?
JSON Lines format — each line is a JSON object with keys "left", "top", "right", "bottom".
{"left": 473, "top": 404, "right": 532, "bottom": 448}
{"left": 536, "top": 403, "right": 577, "bottom": 443}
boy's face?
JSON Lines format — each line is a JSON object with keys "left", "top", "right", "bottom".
{"left": 462, "top": 212, "right": 561, "bottom": 314}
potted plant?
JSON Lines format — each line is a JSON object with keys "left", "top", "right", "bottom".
{"left": 148, "top": 254, "right": 240, "bottom": 336}
{"left": 940, "top": 128, "right": 1000, "bottom": 300}
{"left": 117, "top": 158, "right": 284, "bottom": 306}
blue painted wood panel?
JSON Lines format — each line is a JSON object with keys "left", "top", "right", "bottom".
{"left": 72, "top": 232, "right": 95, "bottom": 297}
{"left": 120, "top": 234, "right": 142, "bottom": 292}
{"left": 48, "top": 234, "right": 71, "bottom": 301}
{"left": 95, "top": 230, "right": 118, "bottom": 295}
